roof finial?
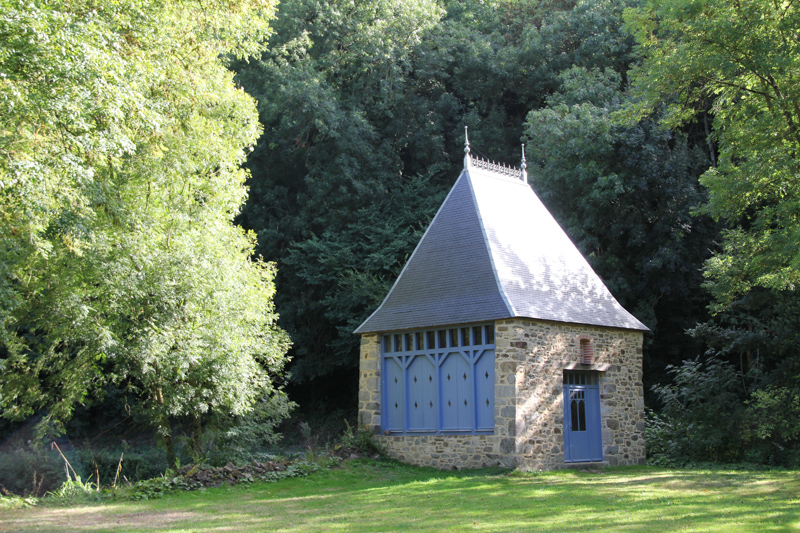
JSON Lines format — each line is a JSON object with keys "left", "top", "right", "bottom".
{"left": 520, "top": 143, "right": 528, "bottom": 182}
{"left": 463, "top": 126, "right": 471, "bottom": 170}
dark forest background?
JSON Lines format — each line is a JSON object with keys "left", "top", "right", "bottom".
{"left": 232, "top": 0, "right": 800, "bottom": 466}
{"left": 234, "top": 0, "right": 710, "bottom": 413}
{"left": 2, "top": 0, "right": 799, "bottom": 496}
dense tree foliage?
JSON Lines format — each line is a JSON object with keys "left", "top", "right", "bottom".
{"left": 524, "top": 64, "right": 716, "bottom": 383}
{"left": 234, "top": 0, "right": 714, "bottom": 410}
{"left": 4, "top": 0, "right": 796, "bottom": 469}
{"left": 0, "top": 0, "right": 292, "bottom": 466}
{"left": 626, "top": 0, "right": 800, "bottom": 464}
{"left": 233, "top": 0, "right": 449, "bottom": 406}
{"left": 626, "top": 0, "right": 800, "bottom": 310}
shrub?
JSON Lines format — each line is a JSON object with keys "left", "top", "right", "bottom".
{"left": 76, "top": 446, "right": 169, "bottom": 486}
{"left": 332, "top": 422, "right": 385, "bottom": 458}
{"left": 648, "top": 354, "right": 800, "bottom": 467}
{"left": 644, "top": 408, "right": 685, "bottom": 466}
{"left": 200, "top": 391, "right": 296, "bottom": 466}
{"left": 0, "top": 446, "right": 68, "bottom": 496}
{"left": 741, "top": 385, "right": 800, "bottom": 467}
{"left": 649, "top": 355, "right": 746, "bottom": 463}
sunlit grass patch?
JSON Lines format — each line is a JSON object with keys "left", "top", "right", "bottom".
{"left": 1, "top": 461, "right": 797, "bottom": 532}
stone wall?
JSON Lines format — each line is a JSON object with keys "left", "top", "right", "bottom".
{"left": 358, "top": 319, "right": 645, "bottom": 470}
{"left": 497, "top": 319, "right": 646, "bottom": 470}
{"left": 357, "top": 333, "right": 381, "bottom": 430}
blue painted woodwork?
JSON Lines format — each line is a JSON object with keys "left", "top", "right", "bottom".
{"left": 384, "top": 357, "right": 405, "bottom": 432}
{"left": 381, "top": 324, "right": 495, "bottom": 435}
{"left": 563, "top": 371, "right": 602, "bottom": 462}
{"left": 408, "top": 355, "right": 438, "bottom": 431}
{"left": 441, "top": 352, "right": 472, "bottom": 431}
{"left": 474, "top": 350, "right": 495, "bottom": 431}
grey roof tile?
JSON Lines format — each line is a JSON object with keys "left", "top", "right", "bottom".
{"left": 355, "top": 161, "right": 649, "bottom": 334}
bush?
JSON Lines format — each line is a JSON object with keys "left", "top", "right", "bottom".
{"left": 76, "top": 446, "right": 169, "bottom": 486}
{"left": 648, "top": 354, "right": 800, "bottom": 467}
{"left": 332, "top": 422, "right": 385, "bottom": 458}
{"left": 0, "top": 446, "right": 68, "bottom": 496}
{"left": 648, "top": 355, "right": 746, "bottom": 463}
{"left": 200, "top": 391, "right": 296, "bottom": 466}
{"left": 741, "top": 385, "right": 800, "bottom": 467}
{"left": 644, "top": 408, "right": 685, "bottom": 466}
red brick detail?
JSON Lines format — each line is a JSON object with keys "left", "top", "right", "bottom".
{"left": 578, "top": 336, "right": 594, "bottom": 364}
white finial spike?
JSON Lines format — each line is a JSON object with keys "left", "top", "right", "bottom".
{"left": 463, "top": 126, "right": 471, "bottom": 169}
{"left": 520, "top": 144, "right": 528, "bottom": 182}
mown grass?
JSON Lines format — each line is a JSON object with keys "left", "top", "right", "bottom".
{"left": 1, "top": 460, "right": 798, "bottom": 532}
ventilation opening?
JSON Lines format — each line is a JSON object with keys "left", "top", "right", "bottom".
{"left": 579, "top": 337, "right": 594, "bottom": 365}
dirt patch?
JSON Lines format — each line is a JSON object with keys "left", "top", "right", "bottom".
{"left": 0, "top": 506, "right": 196, "bottom": 532}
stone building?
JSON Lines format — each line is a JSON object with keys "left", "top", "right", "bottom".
{"left": 354, "top": 137, "right": 648, "bottom": 470}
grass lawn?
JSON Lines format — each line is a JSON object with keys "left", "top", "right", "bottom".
{"left": 1, "top": 460, "right": 798, "bottom": 532}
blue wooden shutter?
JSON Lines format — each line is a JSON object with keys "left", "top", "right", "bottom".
{"left": 441, "top": 352, "right": 472, "bottom": 431}
{"left": 407, "top": 355, "right": 438, "bottom": 431}
{"left": 381, "top": 324, "right": 495, "bottom": 434}
{"left": 384, "top": 357, "right": 405, "bottom": 432}
{"left": 474, "top": 350, "right": 495, "bottom": 431}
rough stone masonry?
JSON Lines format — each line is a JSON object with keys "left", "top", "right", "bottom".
{"left": 358, "top": 319, "right": 645, "bottom": 470}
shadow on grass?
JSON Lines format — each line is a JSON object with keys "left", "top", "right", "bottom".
{"left": 2, "top": 461, "right": 798, "bottom": 532}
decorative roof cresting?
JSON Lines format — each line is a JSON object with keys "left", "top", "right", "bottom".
{"left": 461, "top": 127, "right": 526, "bottom": 181}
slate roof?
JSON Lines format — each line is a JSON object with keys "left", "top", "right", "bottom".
{"left": 354, "top": 157, "right": 649, "bottom": 334}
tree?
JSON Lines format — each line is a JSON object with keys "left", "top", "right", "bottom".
{"left": 625, "top": 0, "right": 800, "bottom": 463}
{"left": 233, "top": 0, "right": 451, "bottom": 405}
{"left": 524, "top": 64, "right": 715, "bottom": 385}
{"left": 0, "top": 0, "right": 291, "bottom": 466}
{"left": 234, "top": 0, "right": 668, "bottom": 410}
{"left": 625, "top": 0, "right": 800, "bottom": 311}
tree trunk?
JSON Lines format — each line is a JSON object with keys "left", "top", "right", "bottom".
{"left": 154, "top": 386, "right": 177, "bottom": 470}
{"left": 160, "top": 415, "right": 177, "bottom": 471}
{"left": 703, "top": 110, "right": 716, "bottom": 168}
{"left": 192, "top": 412, "right": 202, "bottom": 461}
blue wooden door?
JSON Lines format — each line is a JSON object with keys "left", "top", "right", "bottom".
{"left": 563, "top": 372, "right": 602, "bottom": 462}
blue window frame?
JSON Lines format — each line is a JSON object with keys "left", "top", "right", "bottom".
{"left": 382, "top": 324, "right": 495, "bottom": 435}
